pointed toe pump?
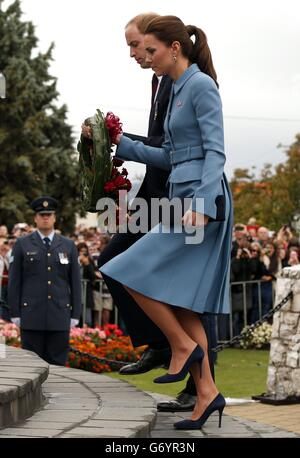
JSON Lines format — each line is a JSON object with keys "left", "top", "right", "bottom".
{"left": 153, "top": 344, "right": 204, "bottom": 384}
{"left": 173, "top": 393, "right": 226, "bottom": 430}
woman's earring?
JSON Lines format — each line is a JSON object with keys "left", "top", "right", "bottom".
{"left": 173, "top": 55, "right": 177, "bottom": 63}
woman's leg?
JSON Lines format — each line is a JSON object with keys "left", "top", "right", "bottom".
{"left": 172, "top": 307, "right": 219, "bottom": 420}
{"left": 123, "top": 285, "right": 198, "bottom": 374}
{"left": 123, "top": 285, "right": 220, "bottom": 420}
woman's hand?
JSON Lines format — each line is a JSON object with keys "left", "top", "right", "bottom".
{"left": 182, "top": 209, "right": 209, "bottom": 227}
{"left": 81, "top": 123, "right": 92, "bottom": 139}
{"left": 114, "top": 133, "right": 122, "bottom": 145}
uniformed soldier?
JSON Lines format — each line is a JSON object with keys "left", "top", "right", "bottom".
{"left": 8, "top": 196, "right": 82, "bottom": 366}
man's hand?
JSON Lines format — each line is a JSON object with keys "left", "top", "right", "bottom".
{"left": 70, "top": 319, "right": 79, "bottom": 328}
{"left": 182, "top": 210, "right": 209, "bottom": 227}
{"left": 81, "top": 123, "right": 92, "bottom": 139}
{"left": 11, "top": 317, "right": 20, "bottom": 327}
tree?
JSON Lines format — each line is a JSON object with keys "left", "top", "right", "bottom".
{"left": 271, "top": 135, "right": 300, "bottom": 228}
{"left": 229, "top": 136, "right": 300, "bottom": 232}
{"left": 0, "top": 0, "right": 84, "bottom": 233}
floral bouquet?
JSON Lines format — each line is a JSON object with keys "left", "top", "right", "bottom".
{"left": 77, "top": 110, "right": 131, "bottom": 213}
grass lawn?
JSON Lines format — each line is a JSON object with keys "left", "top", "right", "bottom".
{"left": 107, "top": 348, "right": 269, "bottom": 399}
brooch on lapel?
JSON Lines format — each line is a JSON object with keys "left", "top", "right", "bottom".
{"left": 176, "top": 100, "right": 183, "bottom": 107}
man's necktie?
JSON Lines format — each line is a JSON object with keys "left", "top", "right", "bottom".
{"left": 44, "top": 237, "right": 51, "bottom": 250}
{"left": 151, "top": 74, "right": 159, "bottom": 106}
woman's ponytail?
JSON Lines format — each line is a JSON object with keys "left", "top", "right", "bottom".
{"left": 186, "top": 25, "right": 218, "bottom": 87}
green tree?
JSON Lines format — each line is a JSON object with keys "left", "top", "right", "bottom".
{"left": 270, "top": 135, "right": 300, "bottom": 228}
{"left": 0, "top": 0, "right": 84, "bottom": 233}
{"left": 230, "top": 136, "right": 300, "bottom": 232}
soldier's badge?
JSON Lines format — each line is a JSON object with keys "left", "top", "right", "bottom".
{"left": 59, "top": 252, "right": 69, "bottom": 264}
{"left": 43, "top": 201, "right": 49, "bottom": 208}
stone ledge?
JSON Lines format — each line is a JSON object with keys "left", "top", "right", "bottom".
{"left": 0, "top": 346, "right": 49, "bottom": 428}
{"left": 0, "top": 365, "right": 157, "bottom": 438}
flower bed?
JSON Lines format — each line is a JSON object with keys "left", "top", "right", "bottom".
{"left": 68, "top": 324, "right": 145, "bottom": 373}
{"left": 0, "top": 320, "right": 145, "bottom": 373}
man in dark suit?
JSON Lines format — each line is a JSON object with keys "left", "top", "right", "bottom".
{"left": 98, "top": 13, "right": 217, "bottom": 411}
{"left": 8, "top": 196, "right": 82, "bottom": 366}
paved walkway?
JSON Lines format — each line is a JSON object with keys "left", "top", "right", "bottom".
{"left": 0, "top": 361, "right": 299, "bottom": 438}
{"left": 149, "top": 393, "right": 300, "bottom": 438}
{"left": 225, "top": 403, "right": 300, "bottom": 436}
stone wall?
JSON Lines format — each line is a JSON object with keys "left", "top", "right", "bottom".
{"left": 267, "top": 265, "right": 300, "bottom": 400}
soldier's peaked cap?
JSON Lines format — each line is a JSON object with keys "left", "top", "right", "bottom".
{"left": 30, "top": 196, "right": 58, "bottom": 214}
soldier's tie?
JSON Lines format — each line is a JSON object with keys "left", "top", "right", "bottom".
{"left": 44, "top": 237, "right": 51, "bottom": 250}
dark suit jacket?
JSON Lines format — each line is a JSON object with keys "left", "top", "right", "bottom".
{"left": 124, "top": 75, "right": 172, "bottom": 221}
{"left": 8, "top": 231, "right": 82, "bottom": 331}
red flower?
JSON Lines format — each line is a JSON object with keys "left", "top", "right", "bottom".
{"left": 111, "top": 167, "right": 119, "bottom": 178}
{"left": 105, "top": 112, "right": 123, "bottom": 145}
{"left": 104, "top": 181, "right": 117, "bottom": 193}
{"left": 112, "top": 157, "right": 124, "bottom": 167}
{"left": 113, "top": 175, "right": 128, "bottom": 187}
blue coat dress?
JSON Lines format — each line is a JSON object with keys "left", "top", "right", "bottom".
{"left": 99, "top": 64, "right": 234, "bottom": 314}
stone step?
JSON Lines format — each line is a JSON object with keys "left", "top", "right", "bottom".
{"left": 0, "top": 346, "right": 49, "bottom": 428}
{"left": 1, "top": 346, "right": 299, "bottom": 438}
{"left": 0, "top": 363, "right": 157, "bottom": 438}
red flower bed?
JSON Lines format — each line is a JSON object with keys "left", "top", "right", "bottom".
{"left": 67, "top": 324, "right": 146, "bottom": 373}
{"left": 1, "top": 320, "right": 145, "bottom": 373}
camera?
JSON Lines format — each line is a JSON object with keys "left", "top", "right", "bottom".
{"left": 240, "top": 248, "right": 250, "bottom": 258}
{"left": 234, "top": 225, "right": 245, "bottom": 232}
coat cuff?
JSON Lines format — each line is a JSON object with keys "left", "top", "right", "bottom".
{"left": 115, "top": 135, "right": 133, "bottom": 160}
{"left": 191, "top": 194, "right": 217, "bottom": 220}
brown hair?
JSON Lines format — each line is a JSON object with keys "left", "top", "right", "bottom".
{"left": 145, "top": 15, "right": 218, "bottom": 87}
{"left": 125, "top": 12, "right": 160, "bottom": 34}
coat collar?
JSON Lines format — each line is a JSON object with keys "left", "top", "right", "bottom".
{"left": 30, "top": 230, "right": 62, "bottom": 251}
{"left": 173, "top": 63, "right": 200, "bottom": 95}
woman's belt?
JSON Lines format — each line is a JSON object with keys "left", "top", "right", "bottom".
{"left": 169, "top": 146, "right": 204, "bottom": 165}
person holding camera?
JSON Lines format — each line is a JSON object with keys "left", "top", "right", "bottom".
{"left": 77, "top": 242, "right": 100, "bottom": 327}
{"left": 0, "top": 239, "right": 10, "bottom": 321}
{"left": 249, "top": 242, "right": 275, "bottom": 323}
{"left": 230, "top": 245, "right": 253, "bottom": 335}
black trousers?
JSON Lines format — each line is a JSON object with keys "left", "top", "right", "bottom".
{"left": 99, "top": 232, "right": 169, "bottom": 349}
{"left": 21, "top": 329, "right": 70, "bottom": 366}
{"left": 98, "top": 231, "right": 218, "bottom": 396}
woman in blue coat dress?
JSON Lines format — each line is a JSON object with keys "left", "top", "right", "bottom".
{"left": 99, "top": 16, "right": 233, "bottom": 430}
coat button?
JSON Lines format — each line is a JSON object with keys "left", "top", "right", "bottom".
{"left": 47, "top": 253, "right": 51, "bottom": 257}
{"left": 66, "top": 304, "right": 70, "bottom": 308}
{"left": 48, "top": 280, "right": 52, "bottom": 285}
{"left": 48, "top": 267, "right": 51, "bottom": 271}
{"left": 30, "top": 258, "right": 33, "bottom": 261}
{"left": 48, "top": 295, "right": 52, "bottom": 299}
{"left": 23, "top": 302, "right": 28, "bottom": 306}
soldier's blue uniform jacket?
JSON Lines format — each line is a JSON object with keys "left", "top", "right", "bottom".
{"left": 8, "top": 231, "right": 82, "bottom": 331}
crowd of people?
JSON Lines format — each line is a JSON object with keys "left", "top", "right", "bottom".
{"left": 0, "top": 218, "right": 299, "bottom": 335}
{"left": 230, "top": 218, "right": 300, "bottom": 335}
{"left": 0, "top": 223, "right": 114, "bottom": 328}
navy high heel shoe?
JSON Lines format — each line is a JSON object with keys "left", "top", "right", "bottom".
{"left": 173, "top": 393, "right": 226, "bottom": 430}
{"left": 153, "top": 344, "right": 204, "bottom": 384}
